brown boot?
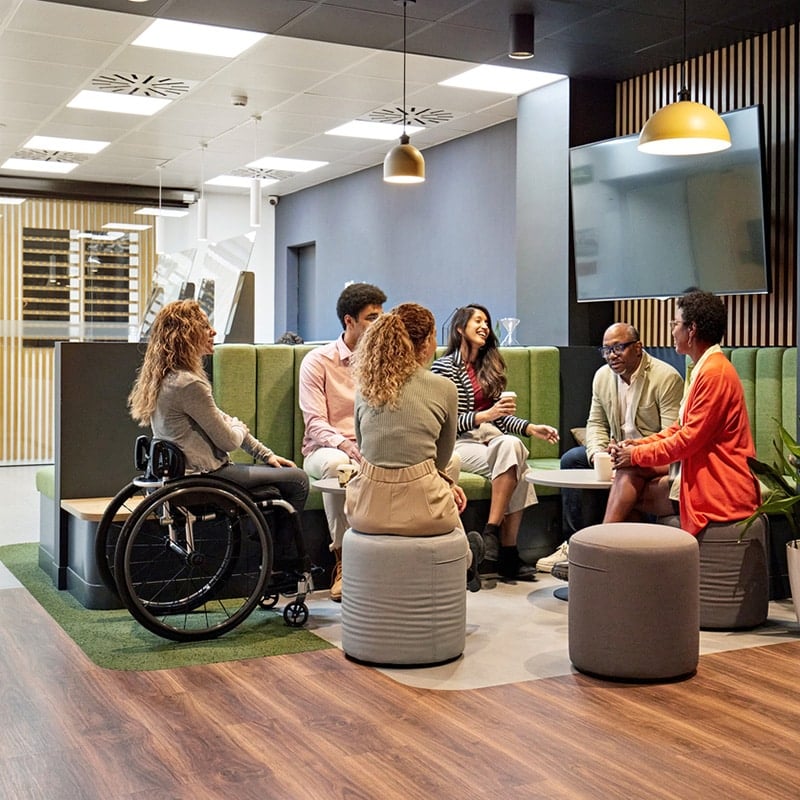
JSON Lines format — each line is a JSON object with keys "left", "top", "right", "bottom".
{"left": 330, "top": 548, "right": 343, "bottom": 603}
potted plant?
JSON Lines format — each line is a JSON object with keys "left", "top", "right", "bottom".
{"left": 741, "top": 422, "right": 800, "bottom": 621}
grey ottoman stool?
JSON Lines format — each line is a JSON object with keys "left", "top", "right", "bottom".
{"left": 696, "top": 516, "right": 768, "bottom": 630}
{"left": 341, "top": 528, "right": 467, "bottom": 666}
{"left": 568, "top": 523, "right": 699, "bottom": 681}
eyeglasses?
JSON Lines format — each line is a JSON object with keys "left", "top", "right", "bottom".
{"left": 598, "top": 340, "right": 639, "bottom": 358}
{"left": 669, "top": 319, "right": 684, "bottom": 329}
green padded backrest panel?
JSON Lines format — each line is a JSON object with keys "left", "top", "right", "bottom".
{"left": 753, "top": 347, "right": 785, "bottom": 462}
{"left": 782, "top": 348, "right": 797, "bottom": 441}
{"left": 293, "top": 345, "right": 320, "bottom": 463}
{"left": 501, "top": 346, "right": 531, "bottom": 442}
{"left": 528, "top": 347, "right": 561, "bottom": 459}
{"left": 730, "top": 348, "right": 757, "bottom": 434}
{"left": 212, "top": 344, "right": 257, "bottom": 463}
{"left": 255, "top": 345, "right": 296, "bottom": 461}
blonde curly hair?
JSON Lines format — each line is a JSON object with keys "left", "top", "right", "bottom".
{"left": 353, "top": 303, "right": 435, "bottom": 409}
{"left": 128, "top": 300, "right": 211, "bottom": 426}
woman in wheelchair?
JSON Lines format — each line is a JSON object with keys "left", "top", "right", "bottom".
{"left": 128, "top": 299, "right": 309, "bottom": 513}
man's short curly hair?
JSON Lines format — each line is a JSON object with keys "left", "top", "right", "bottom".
{"left": 335, "top": 282, "right": 386, "bottom": 328}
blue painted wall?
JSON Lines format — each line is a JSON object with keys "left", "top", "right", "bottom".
{"left": 274, "top": 120, "right": 518, "bottom": 342}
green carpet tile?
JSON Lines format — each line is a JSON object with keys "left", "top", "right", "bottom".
{"left": 0, "top": 543, "right": 333, "bottom": 671}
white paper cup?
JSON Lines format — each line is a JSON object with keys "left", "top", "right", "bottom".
{"left": 499, "top": 391, "right": 517, "bottom": 411}
{"left": 594, "top": 452, "right": 613, "bottom": 481}
{"left": 337, "top": 463, "right": 358, "bottom": 487}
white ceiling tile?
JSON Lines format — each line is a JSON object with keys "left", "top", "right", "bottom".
{"left": 1, "top": 30, "right": 119, "bottom": 67}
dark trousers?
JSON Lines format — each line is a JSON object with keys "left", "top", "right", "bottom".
{"left": 560, "top": 445, "right": 608, "bottom": 537}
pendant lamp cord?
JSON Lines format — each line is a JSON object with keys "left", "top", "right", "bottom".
{"left": 402, "top": 0, "right": 408, "bottom": 134}
{"left": 678, "top": 0, "right": 689, "bottom": 101}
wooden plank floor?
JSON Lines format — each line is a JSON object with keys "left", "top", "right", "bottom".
{"left": 1, "top": 584, "right": 799, "bottom": 800}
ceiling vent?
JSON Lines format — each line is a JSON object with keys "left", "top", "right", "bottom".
{"left": 90, "top": 73, "right": 195, "bottom": 98}
{"left": 13, "top": 148, "right": 87, "bottom": 165}
{"left": 232, "top": 167, "right": 295, "bottom": 181}
{"left": 366, "top": 106, "right": 453, "bottom": 126}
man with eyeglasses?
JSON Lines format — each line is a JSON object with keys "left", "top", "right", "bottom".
{"left": 536, "top": 322, "right": 684, "bottom": 573}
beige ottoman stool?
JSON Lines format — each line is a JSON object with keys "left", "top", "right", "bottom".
{"left": 341, "top": 528, "right": 467, "bottom": 666}
{"left": 568, "top": 523, "right": 699, "bottom": 681}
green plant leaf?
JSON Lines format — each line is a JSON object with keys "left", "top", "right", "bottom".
{"left": 748, "top": 456, "right": 794, "bottom": 496}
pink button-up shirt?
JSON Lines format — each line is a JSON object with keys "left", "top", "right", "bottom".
{"left": 298, "top": 335, "right": 356, "bottom": 457}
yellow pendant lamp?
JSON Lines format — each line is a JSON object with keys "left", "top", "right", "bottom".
{"left": 384, "top": 0, "right": 425, "bottom": 184}
{"left": 638, "top": 1, "right": 731, "bottom": 156}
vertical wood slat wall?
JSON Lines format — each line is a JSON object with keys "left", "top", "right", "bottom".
{"left": 615, "top": 24, "right": 798, "bottom": 347}
{"left": 0, "top": 200, "right": 153, "bottom": 464}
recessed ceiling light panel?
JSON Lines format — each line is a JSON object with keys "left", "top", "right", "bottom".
{"left": 103, "top": 223, "right": 152, "bottom": 231}
{"left": 68, "top": 90, "right": 171, "bottom": 116}
{"left": 440, "top": 65, "right": 565, "bottom": 95}
{"left": 326, "top": 120, "right": 424, "bottom": 141}
{"left": 206, "top": 173, "right": 280, "bottom": 188}
{"left": 2, "top": 158, "right": 79, "bottom": 174}
{"left": 132, "top": 19, "right": 266, "bottom": 58}
{"left": 247, "top": 156, "right": 328, "bottom": 173}
{"left": 134, "top": 207, "right": 189, "bottom": 217}
{"left": 0, "top": 196, "right": 26, "bottom": 204}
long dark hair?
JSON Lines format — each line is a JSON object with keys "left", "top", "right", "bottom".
{"left": 444, "top": 304, "right": 507, "bottom": 398}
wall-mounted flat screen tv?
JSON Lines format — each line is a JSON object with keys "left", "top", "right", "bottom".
{"left": 569, "top": 105, "right": 770, "bottom": 302}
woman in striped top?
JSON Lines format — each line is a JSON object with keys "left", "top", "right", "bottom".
{"left": 432, "top": 304, "right": 559, "bottom": 581}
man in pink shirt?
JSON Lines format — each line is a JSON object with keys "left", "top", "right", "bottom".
{"left": 298, "top": 282, "right": 386, "bottom": 602}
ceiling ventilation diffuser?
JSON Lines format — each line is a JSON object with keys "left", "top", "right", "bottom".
{"left": 367, "top": 106, "right": 453, "bottom": 126}
{"left": 90, "top": 73, "right": 195, "bottom": 97}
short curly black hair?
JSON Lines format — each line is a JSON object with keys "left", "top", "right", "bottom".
{"left": 677, "top": 290, "right": 726, "bottom": 344}
{"left": 335, "top": 282, "right": 387, "bottom": 328}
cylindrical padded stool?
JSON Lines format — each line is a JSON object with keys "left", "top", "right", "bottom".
{"left": 341, "top": 528, "right": 466, "bottom": 666}
{"left": 568, "top": 523, "right": 699, "bottom": 681}
{"left": 697, "top": 516, "right": 768, "bottom": 630}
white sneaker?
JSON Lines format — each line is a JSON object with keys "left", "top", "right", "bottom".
{"left": 536, "top": 541, "right": 569, "bottom": 573}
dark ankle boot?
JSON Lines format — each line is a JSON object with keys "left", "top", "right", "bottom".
{"left": 498, "top": 546, "right": 537, "bottom": 582}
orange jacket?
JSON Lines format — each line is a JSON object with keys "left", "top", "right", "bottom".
{"left": 630, "top": 350, "right": 760, "bottom": 534}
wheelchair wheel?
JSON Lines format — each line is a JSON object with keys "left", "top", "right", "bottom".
{"left": 94, "top": 481, "right": 152, "bottom": 594}
{"left": 114, "top": 476, "right": 273, "bottom": 642}
{"left": 283, "top": 601, "right": 309, "bottom": 628}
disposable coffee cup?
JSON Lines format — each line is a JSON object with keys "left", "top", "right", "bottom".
{"left": 499, "top": 390, "right": 517, "bottom": 410}
{"left": 337, "top": 463, "right": 358, "bottom": 487}
{"left": 594, "top": 452, "right": 613, "bottom": 481}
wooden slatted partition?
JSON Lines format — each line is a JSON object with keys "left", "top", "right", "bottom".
{"left": 0, "top": 199, "right": 153, "bottom": 463}
{"left": 615, "top": 24, "right": 798, "bottom": 348}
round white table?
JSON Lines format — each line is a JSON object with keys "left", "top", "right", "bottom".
{"left": 525, "top": 468, "right": 614, "bottom": 600}
{"left": 311, "top": 477, "right": 346, "bottom": 495}
{"left": 526, "top": 468, "right": 613, "bottom": 490}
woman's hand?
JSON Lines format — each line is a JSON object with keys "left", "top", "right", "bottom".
{"left": 480, "top": 396, "right": 517, "bottom": 422}
{"left": 338, "top": 440, "right": 361, "bottom": 463}
{"left": 527, "top": 424, "right": 559, "bottom": 444}
{"left": 266, "top": 454, "right": 296, "bottom": 468}
{"left": 452, "top": 484, "right": 467, "bottom": 513}
{"left": 610, "top": 444, "right": 634, "bottom": 470}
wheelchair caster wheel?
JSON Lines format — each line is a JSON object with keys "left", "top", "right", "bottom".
{"left": 259, "top": 592, "right": 280, "bottom": 609}
{"left": 283, "top": 601, "right": 309, "bottom": 628}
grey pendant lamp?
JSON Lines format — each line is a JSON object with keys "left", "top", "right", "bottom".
{"left": 383, "top": 0, "right": 425, "bottom": 184}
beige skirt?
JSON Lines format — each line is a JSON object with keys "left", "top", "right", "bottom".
{"left": 345, "top": 458, "right": 462, "bottom": 536}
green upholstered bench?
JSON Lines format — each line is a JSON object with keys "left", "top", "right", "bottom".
{"left": 211, "top": 344, "right": 564, "bottom": 569}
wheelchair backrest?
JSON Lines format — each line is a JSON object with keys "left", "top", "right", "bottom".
{"left": 134, "top": 435, "right": 186, "bottom": 482}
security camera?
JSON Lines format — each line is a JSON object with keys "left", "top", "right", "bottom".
{"left": 268, "top": 195, "right": 280, "bottom": 206}
{"left": 231, "top": 92, "right": 248, "bottom": 107}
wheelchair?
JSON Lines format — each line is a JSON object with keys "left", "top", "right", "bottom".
{"left": 94, "top": 436, "right": 319, "bottom": 642}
